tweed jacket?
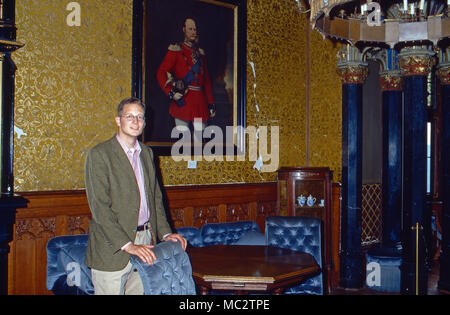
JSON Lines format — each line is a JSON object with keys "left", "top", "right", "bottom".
{"left": 84, "top": 135, "right": 172, "bottom": 271}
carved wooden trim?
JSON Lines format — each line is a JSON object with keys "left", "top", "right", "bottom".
{"left": 193, "top": 205, "right": 220, "bottom": 227}
{"left": 226, "top": 203, "right": 250, "bottom": 222}
{"left": 14, "top": 217, "right": 56, "bottom": 241}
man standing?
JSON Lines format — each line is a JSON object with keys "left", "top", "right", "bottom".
{"left": 84, "top": 97, "right": 186, "bottom": 295}
{"left": 157, "top": 17, "right": 216, "bottom": 136}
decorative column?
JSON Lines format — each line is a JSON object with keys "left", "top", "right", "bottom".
{"left": 336, "top": 45, "right": 368, "bottom": 289}
{"left": 436, "top": 61, "right": 450, "bottom": 292}
{"left": 398, "top": 47, "right": 435, "bottom": 295}
{"left": 0, "top": 0, "right": 27, "bottom": 295}
{"left": 379, "top": 68, "right": 403, "bottom": 249}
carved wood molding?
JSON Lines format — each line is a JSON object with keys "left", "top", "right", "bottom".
{"left": 14, "top": 217, "right": 56, "bottom": 241}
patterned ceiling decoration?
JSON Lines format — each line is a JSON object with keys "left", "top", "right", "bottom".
{"left": 309, "top": 0, "right": 354, "bottom": 22}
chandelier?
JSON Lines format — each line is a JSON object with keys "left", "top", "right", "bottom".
{"left": 308, "top": 0, "right": 450, "bottom": 47}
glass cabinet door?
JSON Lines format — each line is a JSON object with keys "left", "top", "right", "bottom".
{"left": 294, "top": 179, "right": 326, "bottom": 221}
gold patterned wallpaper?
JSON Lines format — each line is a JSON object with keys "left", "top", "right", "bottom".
{"left": 14, "top": 0, "right": 133, "bottom": 191}
{"left": 308, "top": 30, "right": 342, "bottom": 181}
{"left": 13, "top": 0, "right": 341, "bottom": 192}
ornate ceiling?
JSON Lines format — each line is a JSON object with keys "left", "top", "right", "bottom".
{"left": 308, "top": 0, "right": 450, "bottom": 47}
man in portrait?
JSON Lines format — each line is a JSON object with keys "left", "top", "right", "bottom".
{"left": 156, "top": 17, "right": 216, "bottom": 141}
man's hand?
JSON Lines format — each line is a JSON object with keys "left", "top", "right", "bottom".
{"left": 173, "top": 92, "right": 184, "bottom": 101}
{"left": 123, "top": 243, "right": 156, "bottom": 265}
{"left": 163, "top": 233, "right": 187, "bottom": 251}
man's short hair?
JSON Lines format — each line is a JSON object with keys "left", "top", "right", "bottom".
{"left": 183, "top": 17, "right": 197, "bottom": 28}
{"left": 117, "top": 97, "right": 146, "bottom": 117}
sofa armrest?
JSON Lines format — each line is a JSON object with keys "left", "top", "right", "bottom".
{"left": 46, "top": 234, "right": 93, "bottom": 295}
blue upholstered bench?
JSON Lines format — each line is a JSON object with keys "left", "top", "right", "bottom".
{"left": 46, "top": 220, "right": 265, "bottom": 295}
{"left": 46, "top": 234, "right": 93, "bottom": 295}
{"left": 175, "top": 220, "right": 266, "bottom": 248}
{"left": 177, "top": 218, "right": 323, "bottom": 295}
{"left": 46, "top": 234, "right": 195, "bottom": 295}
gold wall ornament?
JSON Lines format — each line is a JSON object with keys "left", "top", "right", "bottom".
{"left": 379, "top": 71, "right": 403, "bottom": 91}
{"left": 437, "top": 63, "right": 450, "bottom": 85}
{"left": 398, "top": 47, "right": 436, "bottom": 76}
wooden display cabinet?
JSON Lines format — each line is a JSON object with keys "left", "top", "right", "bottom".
{"left": 276, "top": 167, "right": 333, "bottom": 294}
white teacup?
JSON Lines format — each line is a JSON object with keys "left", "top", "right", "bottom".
{"left": 307, "top": 194, "right": 316, "bottom": 207}
{"left": 297, "top": 195, "right": 306, "bottom": 207}
{"left": 318, "top": 199, "right": 325, "bottom": 207}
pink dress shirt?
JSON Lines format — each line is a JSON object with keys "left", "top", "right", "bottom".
{"left": 116, "top": 135, "right": 150, "bottom": 250}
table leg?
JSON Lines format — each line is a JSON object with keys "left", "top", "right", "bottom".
{"left": 199, "top": 286, "right": 210, "bottom": 295}
{"left": 273, "top": 288, "right": 284, "bottom": 295}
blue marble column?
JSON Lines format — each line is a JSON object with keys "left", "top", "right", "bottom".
{"left": 380, "top": 71, "right": 403, "bottom": 248}
{"left": 398, "top": 47, "right": 434, "bottom": 295}
{"left": 337, "top": 57, "right": 368, "bottom": 288}
{"left": 437, "top": 63, "right": 450, "bottom": 292}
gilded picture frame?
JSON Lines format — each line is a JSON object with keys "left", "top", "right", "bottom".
{"left": 132, "top": 0, "right": 247, "bottom": 156}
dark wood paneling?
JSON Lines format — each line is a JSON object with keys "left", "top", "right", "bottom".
{"left": 331, "top": 183, "right": 341, "bottom": 289}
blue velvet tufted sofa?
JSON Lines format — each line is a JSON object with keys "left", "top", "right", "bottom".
{"left": 46, "top": 220, "right": 265, "bottom": 295}
{"left": 175, "top": 220, "right": 266, "bottom": 248}
{"left": 177, "top": 218, "right": 324, "bottom": 295}
{"left": 46, "top": 218, "right": 322, "bottom": 295}
{"left": 46, "top": 234, "right": 195, "bottom": 295}
{"left": 46, "top": 234, "right": 93, "bottom": 295}
{"left": 265, "top": 216, "right": 324, "bottom": 295}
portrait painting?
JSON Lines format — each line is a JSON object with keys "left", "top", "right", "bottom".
{"left": 132, "top": 0, "right": 246, "bottom": 155}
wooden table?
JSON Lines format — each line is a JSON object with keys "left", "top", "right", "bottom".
{"left": 187, "top": 245, "right": 320, "bottom": 294}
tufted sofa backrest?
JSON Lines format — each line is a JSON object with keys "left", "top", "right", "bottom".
{"left": 265, "top": 216, "right": 323, "bottom": 295}
{"left": 176, "top": 221, "right": 262, "bottom": 247}
{"left": 46, "top": 234, "right": 93, "bottom": 295}
{"left": 200, "top": 221, "right": 261, "bottom": 246}
{"left": 47, "top": 234, "right": 195, "bottom": 295}
{"left": 175, "top": 226, "right": 204, "bottom": 247}
{"left": 130, "top": 241, "right": 195, "bottom": 295}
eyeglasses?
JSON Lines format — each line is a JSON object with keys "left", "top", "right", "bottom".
{"left": 121, "top": 114, "right": 145, "bottom": 122}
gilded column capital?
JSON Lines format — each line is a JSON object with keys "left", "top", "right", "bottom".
{"left": 336, "top": 45, "right": 368, "bottom": 84}
{"left": 336, "top": 63, "right": 369, "bottom": 84}
{"left": 398, "top": 47, "right": 436, "bottom": 77}
{"left": 379, "top": 70, "right": 402, "bottom": 91}
{"left": 437, "top": 62, "right": 450, "bottom": 85}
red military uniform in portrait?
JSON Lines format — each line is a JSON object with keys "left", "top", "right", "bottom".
{"left": 157, "top": 42, "right": 214, "bottom": 122}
